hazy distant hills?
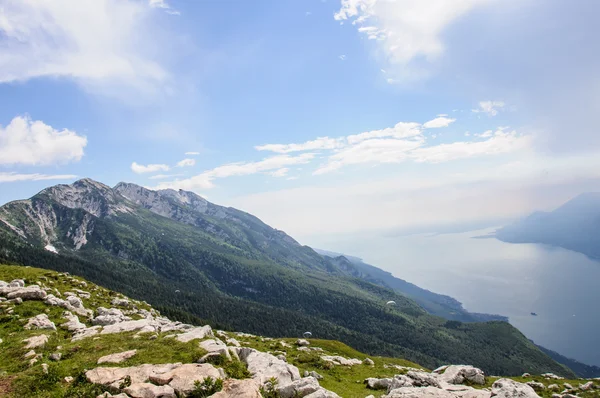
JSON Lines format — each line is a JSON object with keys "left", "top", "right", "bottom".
{"left": 314, "top": 249, "right": 507, "bottom": 323}
{"left": 496, "top": 193, "right": 600, "bottom": 259}
{"left": 0, "top": 179, "right": 572, "bottom": 376}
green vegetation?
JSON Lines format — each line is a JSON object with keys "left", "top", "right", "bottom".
{"left": 189, "top": 377, "right": 223, "bottom": 398}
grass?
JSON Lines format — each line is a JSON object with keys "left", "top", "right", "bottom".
{"left": 2, "top": 263, "right": 599, "bottom": 398}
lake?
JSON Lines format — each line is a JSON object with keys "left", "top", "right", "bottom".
{"left": 323, "top": 228, "right": 600, "bottom": 366}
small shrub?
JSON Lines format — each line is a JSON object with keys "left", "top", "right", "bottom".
{"left": 119, "top": 375, "right": 132, "bottom": 389}
{"left": 223, "top": 360, "right": 251, "bottom": 379}
{"left": 259, "top": 377, "right": 280, "bottom": 398}
{"left": 187, "top": 377, "right": 223, "bottom": 398}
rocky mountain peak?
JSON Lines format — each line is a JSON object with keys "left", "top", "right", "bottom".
{"left": 38, "top": 178, "right": 130, "bottom": 218}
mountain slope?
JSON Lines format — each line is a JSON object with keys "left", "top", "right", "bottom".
{"left": 496, "top": 193, "right": 600, "bottom": 259}
{"left": 314, "top": 249, "right": 507, "bottom": 323}
{"left": 0, "top": 179, "right": 572, "bottom": 376}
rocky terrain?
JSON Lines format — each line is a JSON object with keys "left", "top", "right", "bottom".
{"left": 1, "top": 264, "right": 598, "bottom": 398}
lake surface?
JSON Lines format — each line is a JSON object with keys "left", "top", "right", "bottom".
{"left": 326, "top": 228, "right": 600, "bottom": 366}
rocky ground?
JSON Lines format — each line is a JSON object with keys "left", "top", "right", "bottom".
{"left": 0, "top": 263, "right": 599, "bottom": 398}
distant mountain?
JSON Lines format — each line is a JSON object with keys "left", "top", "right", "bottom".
{"left": 536, "top": 344, "right": 600, "bottom": 378}
{"left": 496, "top": 193, "right": 600, "bottom": 259}
{"left": 314, "top": 249, "right": 507, "bottom": 323}
{"left": 0, "top": 178, "right": 572, "bottom": 376}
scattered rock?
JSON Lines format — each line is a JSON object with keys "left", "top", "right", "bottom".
{"left": 100, "top": 319, "right": 155, "bottom": 335}
{"left": 111, "top": 298, "right": 131, "bottom": 307}
{"left": 384, "top": 386, "right": 455, "bottom": 398}
{"left": 297, "top": 339, "right": 310, "bottom": 346}
{"left": 24, "top": 350, "right": 37, "bottom": 359}
{"left": 526, "top": 381, "right": 545, "bottom": 391}
{"left": 522, "top": 373, "right": 531, "bottom": 378}
{"left": 366, "top": 377, "right": 393, "bottom": 390}
{"left": 98, "top": 349, "right": 137, "bottom": 364}
{"left": 547, "top": 384, "right": 560, "bottom": 391}
{"left": 24, "top": 314, "right": 56, "bottom": 330}
{"left": 304, "top": 387, "right": 341, "bottom": 398}
{"left": 7, "top": 286, "right": 47, "bottom": 300}
{"left": 86, "top": 363, "right": 182, "bottom": 390}
{"left": 235, "top": 347, "right": 301, "bottom": 386}
{"left": 211, "top": 378, "right": 262, "bottom": 398}
{"left": 72, "top": 326, "right": 101, "bottom": 341}
{"left": 124, "top": 382, "right": 176, "bottom": 398}
{"left": 406, "top": 371, "right": 442, "bottom": 388}
{"left": 580, "top": 382, "right": 594, "bottom": 391}
{"left": 564, "top": 383, "right": 574, "bottom": 390}
{"left": 226, "top": 337, "right": 240, "bottom": 347}
{"left": 93, "top": 307, "right": 131, "bottom": 326}
{"left": 23, "top": 334, "right": 49, "bottom": 349}
{"left": 61, "top": 311, "right": 86, "bottom": 332}
{"left": 50, "top": 353, "right": 62, "bottom": 361}
{"left": 363, "top": 358, "right": 375, "bottom": 366}
{"left": 174, "top": 325, "right": 213, "bottom": 343}
{"left": 149, "top": 363, "right": 221, "bottom": 395}
{"left": 199, "top": 338, "right": 231, "bottom": 361}
{"left": 278, "top": 376, "right": 321, "bottom": 398}
{"left": 438, "top": 365, "right": 485, "bottom": 385}
{"left": 41, "top": 363, "right": 49, "bottom": 374}
{"left": 64, "top": 376, "right": 74, "bottom": 383}
{"left": 321, "top": 355, "right": 362, "bottom": 366}
{"left": 491, "top": 378, "right": 541, "bottom": 398}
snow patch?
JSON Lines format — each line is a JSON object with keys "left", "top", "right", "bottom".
{"left": 44, "top": 244, "right": 58, "bottom": 254}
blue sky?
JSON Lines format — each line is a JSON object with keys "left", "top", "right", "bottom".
{"left": 1, "top": 0, "right": 599, "bottom": 245}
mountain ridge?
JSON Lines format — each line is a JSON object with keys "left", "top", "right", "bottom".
{"left": 0, "top": 178, "right": 573, "bottom": 376}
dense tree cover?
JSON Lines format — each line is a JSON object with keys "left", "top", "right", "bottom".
{"left": 0, "top": 224, "right": 573, "bottom": 377}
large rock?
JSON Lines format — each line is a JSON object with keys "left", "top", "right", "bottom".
{"left": 439, "top": 365, "right": 486, "bottom": 385}
{"left": 444, "top": 384, "right": 491, "bottom": 398}
{"left": 24, "top": 314, "right": 56, "bottom": 330}
{"left": 384, "top": 386, "right": 456, "bottom": 398}
{"left": 199, "top": 338, "right": 231, "bottom": 361}
{"left": 388, "top": 375, "right": 415, "bottom": 391}
{"left": 321, "top": 355, "right": 363, "bottom": 366}
{"left": 86, "top": 363, "right": 182, "bottom": 389}
{"left": 45, "top": 294, "right": 92, "bottom": 317}
{"left": 149, "top": 363, "right": 221, "bottom": 395}
{"left": 304, "top": 387, "right": 341, "bottom": 398}
{"left": 124, "top": 382, "right": 176, "bottom": 398}
{"left": 211, "top": 379, "right": 262, "bottom": 398}
{"left": 98, "top": 350, "right": 137, "bottom": 364}
{"left": 491, "top": 379, "right": 541, "bottom": 398}
{"left": 23, "top": 334, "right": 49, "bottom": 349}
{"left": 235, "top": 347, "right": 301, "bottom": 386}
{"left": 278, "top": 376, "right": 320, "bottom": 398}
{"left": 7, "top": 286, "right": 47, "bottom": 300}
{"left": 366, "top": 377, "right": 393, "bottom": 390}
{"left": 175, "top": 325, "right": 213, "bottom": 343}
{"left": 93, "top": 307, "right": 131, "bottom": 326}
{"left": 61, "top": 311, "right": 87, "bottom": 332}
{"left": 406, "top": 371, "right": 442, "bottom": 388}
{"left": 101, "top": 319, "right": 156, "bottom": 335}
{"left": 72, "top": 326, "right": 101, "bottom": 341}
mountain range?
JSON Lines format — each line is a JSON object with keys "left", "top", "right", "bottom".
{"left": 496, "top": 192, "right": 600, "bottom": 259}
{"left": 0, "top": 178, "right": 574, "bottom": 376}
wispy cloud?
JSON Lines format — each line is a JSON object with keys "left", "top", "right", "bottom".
{"left": 131, "top": 162, "right": 170, "bottom": 174}
{"left": 176, "top": 158, "right": 196, "bottom": 167}
{"left": 338, "top": 55, "right": 347, "bottom": 61}
{"left": 185, "top": 152, "right": 200, "bottom": 156}
{"left": 0, "top": 0, "right": 170, "bottom": 97}
{"left": 0, "top": 116, "right": 87, "bottom": 166}
{"left": 148, "top": 0, "right": 180, "bottom": 15}
{"left": 334, "top": 0, "right": 489, "bottom": 81}
{"left": 472, "top": 101, "right": 506, "bottom": 116}
{"left": 423, "top": 116, "right": 456, "bottom": 129}
{"left": 148, "top": 173, "right": 184, "bottom": 180}
{"left": 154, "top": 154, "right": 315, "bottom": 191}
{"left": 0, "top": 173, "right": 77, "bottom": 183}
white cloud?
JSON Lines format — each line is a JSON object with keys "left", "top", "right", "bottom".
{"left": 334, "top": 0, "right": 488, "bottom": 81}
{"left": 410, "top": 129, "right": 532, "bottom": 163}
{"left": 176, "top": 158, "right": 196, "bottom": 167}
{"left": 148, "top": 0, "right": 180, "bottom": 14}
{"left": 0, "top": 0, "right": 169, "bottom": 95}
{"left": 131, "top": 162, "right": 170, "bottom": 174}
{"left": 154, "top": 153, "right": 316, "bottom": 191}
{"left": 0, "top": 115, "right": 87, "bottom": 165}
{"left": 423, "top": 116, "right": 456, "bottom": 129}
{"left": 0, "top": 172, "right": 77, "bottom": 183}
{"left": 346, "top": 122, "right": 422, "bottom": 144}
{"left": 270, "top": 168, "right": 290, "bottom": 177}
{"left": 472, "top": 101, "right": 505, "bottom": 116}
{"left": 475, "top": 130, "right": 493, "bottom": 138}
{"left": 339, "top": 55, "right": 347, "bottom": 61}
{"left": 185, "top": 152, "right": 200, "bottom": 156}
{"left": 255, "top": 137, "right": 344, "bottom": 153}
{"left": 314, "top": 137, "right": 424, "bottom": 174}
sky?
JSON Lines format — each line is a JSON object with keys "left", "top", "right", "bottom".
{"left": 1, "top": 0, "right": 600, "bottom": 248}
